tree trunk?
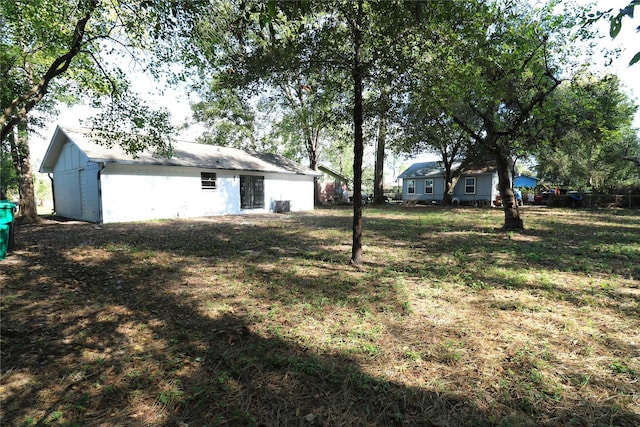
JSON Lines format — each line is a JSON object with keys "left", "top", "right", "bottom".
{"left": 308, "top": 142, "right": 321, "bottom": 206}
{"left": 350, "top": 0, "right": 364, "bottom": 266}
{"left": 442, "top": 160, "right": 461, "bottom": 206}
{"left": 373, "top": 115, "right": 386, "bottom": 204}
{"left": 10, "top": 119, "right": 38, "bottom": 224}
{"left": 443, "top": 175, "right": 460, "bottom": 206}
{"left": 495, "top": 152, "right": 523, "bottom": 230}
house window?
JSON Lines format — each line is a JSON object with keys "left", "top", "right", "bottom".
{"left": 464, "top": 177, "right": 476, "bottom": 194}
{"left": 201, "top": 172, "right": 217, "bottom": 190}
{"left": 240, "top": 175, "right": 264, "bottom": 209}
{"left": 425, "top": 179, "right": 433, "bottom": 194}
{"left": 407, "top": 179, "right": 416, "bottom": 194}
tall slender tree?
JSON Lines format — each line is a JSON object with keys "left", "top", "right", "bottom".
{"left": 193, "top": 0, "right": 443, "bottom": 264}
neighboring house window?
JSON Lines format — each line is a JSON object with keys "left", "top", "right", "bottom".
{"left": 240, "top": 175, "right": 265, "bottom": 209}
{"left": 201, "top": 172, "right": 217, "bottom": 190}
{"left": 464, "top": 177, "right": 476, "bottom": 194}
{"left": 407, "top": 179, "right": 416, "bottom": 194}
{"left": 425, "top": 179, "right": 433, "bottom": 194}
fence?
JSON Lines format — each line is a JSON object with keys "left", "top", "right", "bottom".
{"left": 546, "top": 194, "right": 640, "bottom": 209}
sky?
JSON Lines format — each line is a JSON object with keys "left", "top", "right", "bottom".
{"left": 29, "top": 0, "right": 640, "bottom": 170}
{"left": 583, "top": 0, "right": 639, "bottom": 101}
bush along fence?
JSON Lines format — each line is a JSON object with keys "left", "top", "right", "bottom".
{"left": 545, "top": 194, "right": 640, "bottom": 208}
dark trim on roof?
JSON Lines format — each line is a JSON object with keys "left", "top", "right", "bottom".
{"left": 318, "top": 165, "right": 349, "bottom": 183}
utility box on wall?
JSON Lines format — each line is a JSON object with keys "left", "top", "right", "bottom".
{"left": 274, "top": 200, "right": 290, "bottom": 213}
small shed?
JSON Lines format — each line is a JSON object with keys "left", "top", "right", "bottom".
{"left": 318, "top": 165, "right": 350, "bottom": 203}
{"left": 39, "top": 126, "right": 320, "bottom": 223}
{"left": 398, "top": 161, "right": 498, "bottom": 206}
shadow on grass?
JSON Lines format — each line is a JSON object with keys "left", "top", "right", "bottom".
{"left": 2, "top": 207, "right": 639, "bottom": 426}
{"left": 2, "top": 219, "right": 475, "bottom": 426}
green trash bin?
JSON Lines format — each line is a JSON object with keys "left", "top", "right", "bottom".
{"left": 0, "top": 200, "right": 17, "bottom": 260}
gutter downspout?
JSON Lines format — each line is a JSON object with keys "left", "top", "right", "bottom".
{"left": 97, "top": 162, "right": 105, "bottom": 223}
{"left": 48, "top": 173, "right": 56, "bottom": 214}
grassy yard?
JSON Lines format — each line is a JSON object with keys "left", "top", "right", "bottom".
{"left": 1, "top": 206, "right": 638, "bottom": 426}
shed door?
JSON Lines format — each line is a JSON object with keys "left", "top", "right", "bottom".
{"left": 240, "top": 175, "right": 264, "bottom": 209}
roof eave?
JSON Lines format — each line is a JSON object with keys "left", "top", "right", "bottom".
{"left": 96, "top": 158, "right": 321, "bottom": 176}
{"left": 38, "top": 125, "right": 66, "bottom": 173}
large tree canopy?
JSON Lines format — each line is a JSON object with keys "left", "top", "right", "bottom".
{"left": 1, "top": 0, "right": 206, "bottom": 221}
{"left": 407, "top": 0, "right": 589, "bottom": 229}
{"left": 1, "top": 0, "right": 207, "bottom": 147}
{"left": 533, "top": 73, "right": 640, "bottom": 191}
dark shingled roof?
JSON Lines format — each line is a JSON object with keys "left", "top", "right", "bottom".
{"left": 397, "top": 161, "right": 447, "bottom": 179}
{"left": 397, "top": 161, "right": 496, "bottom": 179}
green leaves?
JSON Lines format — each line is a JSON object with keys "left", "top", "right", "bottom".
{"left": 598, "top": 1, "right": 640, "bottom": 66}
{"left": 85, "top": 92, "right": 175, "bottom": 158}
{"left": 610, "top": 15, "right": 624, "bottom": 39}
{"left": 2, "top": 0, "right": 209, "bottom": 144}
{"left": 532, "top": 73, "right": 639, "bottom": 191}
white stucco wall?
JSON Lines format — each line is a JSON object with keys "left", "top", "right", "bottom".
{"left": 100, "top": 164, "right": 239, "bottom": 223}
{"left": 262, "top": 173, "right": 315, "bottom": 213}
{"left": 99, "top": 164, "right": 316, "bottom": 223}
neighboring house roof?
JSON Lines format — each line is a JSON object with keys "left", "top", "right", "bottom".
{"left": 40, "top": 126, "right": 320, "bottom": 176}
{"left": 461, "top": 162, "right": 497, "bottom": 174}
{"left": 397, "top": 161, "right": 446, "bottom": 179}
{"left": 397, "top": 161, "right": 495, "bottom": 179}
{"left": 318, "top": 165, "right": 349, "bottom": 183}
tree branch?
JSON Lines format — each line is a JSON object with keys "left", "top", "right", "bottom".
{"left": 81, "top": 49, "right": 121, "bottom": 96}
{"left": 1, "top": 0, "right": 99, "bottom": 142}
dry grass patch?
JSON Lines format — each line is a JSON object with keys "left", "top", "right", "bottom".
{"left": 1, "top": 206, "right": 638, "bottom": 426}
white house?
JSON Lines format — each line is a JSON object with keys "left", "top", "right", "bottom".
{"left": 39, "top": 126, "right": 320, "bottom": 223}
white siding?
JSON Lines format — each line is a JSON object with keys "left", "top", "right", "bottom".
{"left": 52, "top": 142, "right": 101, "bottom": 222}
{"left": 80, "top": 163, "right": 102, "bottom": 222}
{"left": 43, "top": 127, "right": 318, "bottom": 223}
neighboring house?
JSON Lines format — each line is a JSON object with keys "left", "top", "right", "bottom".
{"left": 39, "top": 126, "right": 320, "bottom": 223}
{"left": 514, "top": 175, "right": 539, "bottom": 188}
{"left": 397, "top": 161, "right": 498, "bottom": 206}
{"left": 317, "top": 165, "right": 350, "bottom": 203}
